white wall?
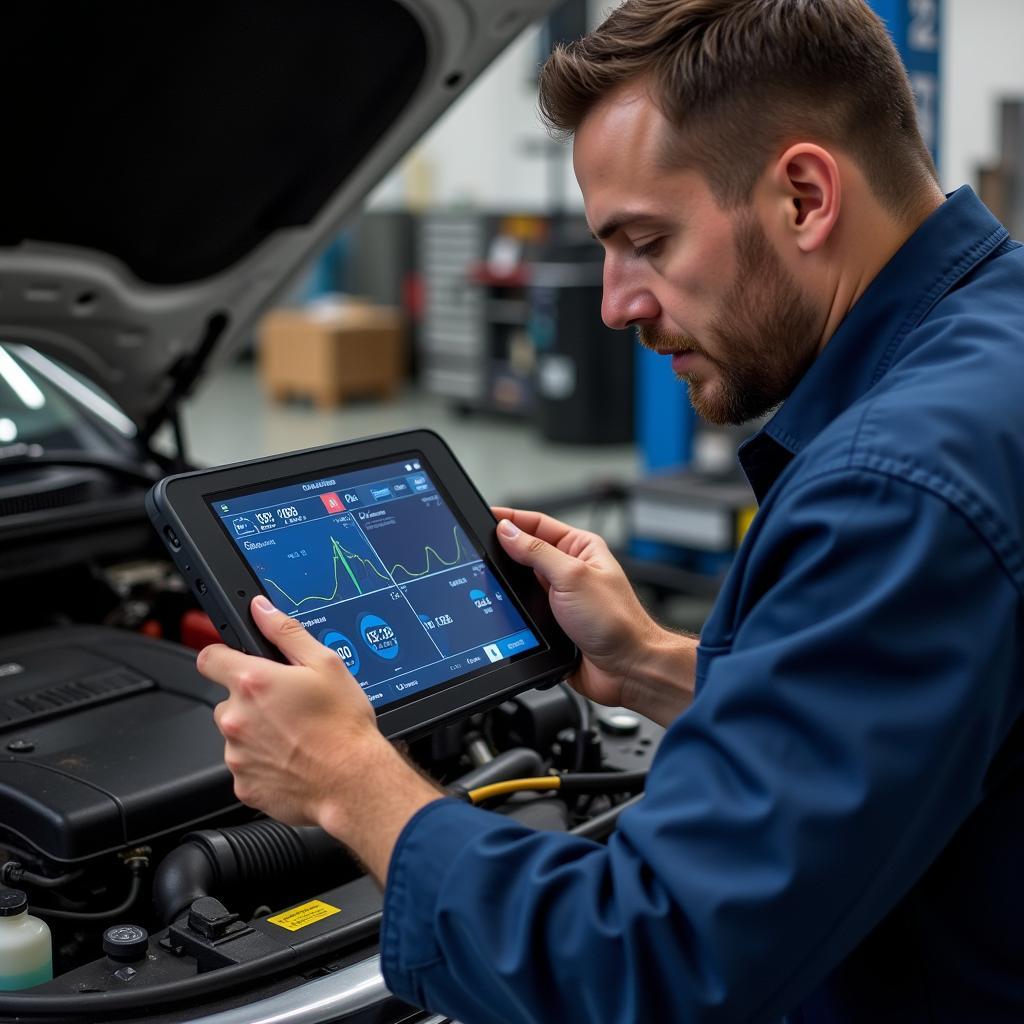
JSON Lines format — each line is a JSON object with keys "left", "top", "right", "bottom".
{"left": 367, "top": 23, "right": 577, "bottom": 211}
{"left": 370, "top": 0, "right": 1024, "bottom": 212}
{"left": 941, "top": 0, "right": 1024, "bottom": 191}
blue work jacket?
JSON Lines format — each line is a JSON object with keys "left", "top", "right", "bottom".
{"left": 381, "top": 187, "right": 1024, "bottom": 1023}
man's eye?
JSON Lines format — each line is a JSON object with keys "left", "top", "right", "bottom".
{"left": 632, "top": 238, "right": 663, "bottom": 260}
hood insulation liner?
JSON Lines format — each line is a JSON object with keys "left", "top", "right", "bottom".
{"left": 2, "top": 2, "right": 426, "bottom": 284}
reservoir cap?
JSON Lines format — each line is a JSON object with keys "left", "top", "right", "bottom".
{"left": 103, "top": 924, "right": 149, "bottom": 962}
{"left": 0, "top": 888, "right": 27, "bottom": 916}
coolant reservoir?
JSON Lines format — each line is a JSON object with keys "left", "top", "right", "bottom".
{"left": 0, "top": 888, "right": 52, "bottom": 990}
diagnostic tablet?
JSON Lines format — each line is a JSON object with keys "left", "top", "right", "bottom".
{"left": 146, "top": 429, "right": 578, "bottom": 739}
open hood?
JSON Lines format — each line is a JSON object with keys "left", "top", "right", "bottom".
{"left": 0, "top": 0, "right": 558, "bottom": 438}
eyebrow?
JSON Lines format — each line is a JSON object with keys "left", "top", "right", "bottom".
{"left": 591, "top": 212, "right": 665, "bottom": 241}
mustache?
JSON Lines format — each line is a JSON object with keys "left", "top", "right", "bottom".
{"left": 637, "top": 325, "right": 706, "bottom": 358}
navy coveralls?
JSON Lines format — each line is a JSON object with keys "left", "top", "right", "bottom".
{"left": 382, "top": 187, "right": 1024, "bottom": 1023}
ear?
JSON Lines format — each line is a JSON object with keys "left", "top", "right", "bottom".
{"left": 769, "top": 144, "right": 841, "bottom": 253}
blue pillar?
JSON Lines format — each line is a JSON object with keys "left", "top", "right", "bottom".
{"left": 633, "top": 338, "right": 697, "bottom": 563}
{"left": 635, "top": 340, "right": 695, "bottom": 473}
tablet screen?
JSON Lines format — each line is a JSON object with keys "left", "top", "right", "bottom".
{"left": 206, "top": 456, "right": 543, "bottom": 711}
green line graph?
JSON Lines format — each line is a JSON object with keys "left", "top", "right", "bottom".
{"left": 263, "top": 525, "right": 469, "bottom": 610}
{"left": 389, "top": 524, "right": 468, "bottom": 581}
{"left": 337, "top": 539, "right": 390, "bottom": 586}
{"left": 265, "top": 537, "right": 388, "bottom": 609}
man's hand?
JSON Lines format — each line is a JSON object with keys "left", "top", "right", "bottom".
{"left": 197, "top": 597, "right": 440, "bottom": 881}
{"left": 493, "top": 508, "right": 697, "bottom": 726}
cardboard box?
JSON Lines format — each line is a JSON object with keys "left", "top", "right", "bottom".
{"left": 259, "top": 299, "right": 405, "bottom": 408}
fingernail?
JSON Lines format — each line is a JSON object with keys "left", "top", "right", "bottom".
{"left": 498, "top": 519, "right": 519, "bottom": 539}
{"left": 253, "top": 595, "right": 276, "bottom": 614}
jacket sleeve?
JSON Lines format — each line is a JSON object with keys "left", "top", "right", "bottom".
{"left": 380, "top": 468, "right": 1022, "bottom": 1024}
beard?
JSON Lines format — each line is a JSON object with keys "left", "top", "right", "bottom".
{"left": 638, "top": 213, "right": 821, "bottom": 426}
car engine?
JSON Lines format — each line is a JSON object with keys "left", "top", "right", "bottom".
{"left": 0, "top": 560, "right": 661, "bottom": 1021}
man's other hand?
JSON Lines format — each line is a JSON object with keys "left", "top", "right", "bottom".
{"left": 492, "top": 507, "right": 697, "bottom": 726}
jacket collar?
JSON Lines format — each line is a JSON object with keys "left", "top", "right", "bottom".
{"left": 738, "top": 186, "right": 1010, "bottom": 503}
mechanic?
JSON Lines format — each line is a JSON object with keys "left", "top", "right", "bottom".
{"left": 197, "top": 1, "right": 1024, "bottom": 1021}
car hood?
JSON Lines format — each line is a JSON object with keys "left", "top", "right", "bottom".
{"left": 0, "top": 0, "right": 557, "bottom": 438}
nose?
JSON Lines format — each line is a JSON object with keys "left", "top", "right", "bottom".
{"left": 601, "top": 256, "right": 660, "bottom": 330}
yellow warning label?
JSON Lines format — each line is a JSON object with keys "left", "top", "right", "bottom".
{"left": 267, "top": 900, "right": 341, "bottom": 932}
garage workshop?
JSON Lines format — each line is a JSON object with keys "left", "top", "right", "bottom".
{"left": 0, "top": 2, "right": 1021, "bottom": 1022}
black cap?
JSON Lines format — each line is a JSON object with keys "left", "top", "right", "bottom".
{"left": 0, "top": 888, "right": 28, "bottom": 916}
{"left": 103, "top": 924, "right": 149, "bottom": 963}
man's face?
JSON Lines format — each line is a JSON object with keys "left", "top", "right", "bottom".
{"left": 573, "top": 84, "right": 823, "bottom": 425}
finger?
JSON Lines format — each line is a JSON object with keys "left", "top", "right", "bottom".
{"left": 490, "top": 507, "right": 581, "bottom": 550}
{"left": 495, "top": 518, "right": 583, "bottom": 591}
{"left": 250, "top": 596, "right": 332, "bottom": 669}
{"left": 197, "top": 643, "right": 255, "bottom": 690}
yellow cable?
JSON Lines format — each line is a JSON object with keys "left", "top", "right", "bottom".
{"left": 467, "top": 776, "right": 562, "bottom": 804}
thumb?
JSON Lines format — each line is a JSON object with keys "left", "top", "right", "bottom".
{"left": 496, "top": 518, "right": 580, "bottom": 591}
{"left": 251, "top": 596, "right": 326, "bottom": 668}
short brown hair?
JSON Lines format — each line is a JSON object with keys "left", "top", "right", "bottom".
{"left": 538, "top": 0, "right": 939, "bottom": 219}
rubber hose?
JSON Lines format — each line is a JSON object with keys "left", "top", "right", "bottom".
{"left": 151, "top": 841, "right": 217, "bottom": 927}
{"left": 152, "top": 820, "right": 347, "bottom": 926}
{"left": 32, "top": 870, "right": 143, "bottom": 923}
{"left": 0, "top": 862, "right": 82, "bottom": 889}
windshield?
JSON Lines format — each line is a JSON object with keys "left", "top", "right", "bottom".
{"left": 0, "top": 344, "right": 136, "bottom": 451}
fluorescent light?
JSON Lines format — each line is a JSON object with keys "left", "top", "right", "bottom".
{"left": 9, "top": 344, "right": 137, "bottom": 438}
{"left": 0, "top": 418, "right": 17, "bottom": 443}
{"left": 0, "top": 345, "right": 46, "bottom": 410}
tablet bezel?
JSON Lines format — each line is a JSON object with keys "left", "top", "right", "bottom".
{"left": 147, "top": 428, "right": 579, "bottom": 739}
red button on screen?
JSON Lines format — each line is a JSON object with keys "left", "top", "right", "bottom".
{"left": 319, "top": 492, "right": 346, "bottom": 513}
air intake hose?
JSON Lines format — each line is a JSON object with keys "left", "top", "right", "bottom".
{"left": 153, "top": 820, "right": 349, "bottom": 926}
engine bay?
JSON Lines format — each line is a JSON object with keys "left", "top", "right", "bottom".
{"left": 0, "top": 559, "right": 661, "bottom": 1021}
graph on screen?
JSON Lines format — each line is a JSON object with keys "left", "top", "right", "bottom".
{"left": 258, "top": 514, "right": 390, "bottom": 613}
{"left": 388, "top": 524, "right": 470, "bottom": 582}
{"left": 359, "top": 492, "right": 479, "bottom": 587}
{"left": 257, "top": 506, "right": 478, "bottom": 615}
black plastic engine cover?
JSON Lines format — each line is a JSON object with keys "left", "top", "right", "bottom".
{"left": 0, "top": 627, "right": 236, "bottom": 863}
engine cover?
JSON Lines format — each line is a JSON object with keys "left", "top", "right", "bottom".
{"left": 0, "top": 627, "right": 236, "bottom": 864}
